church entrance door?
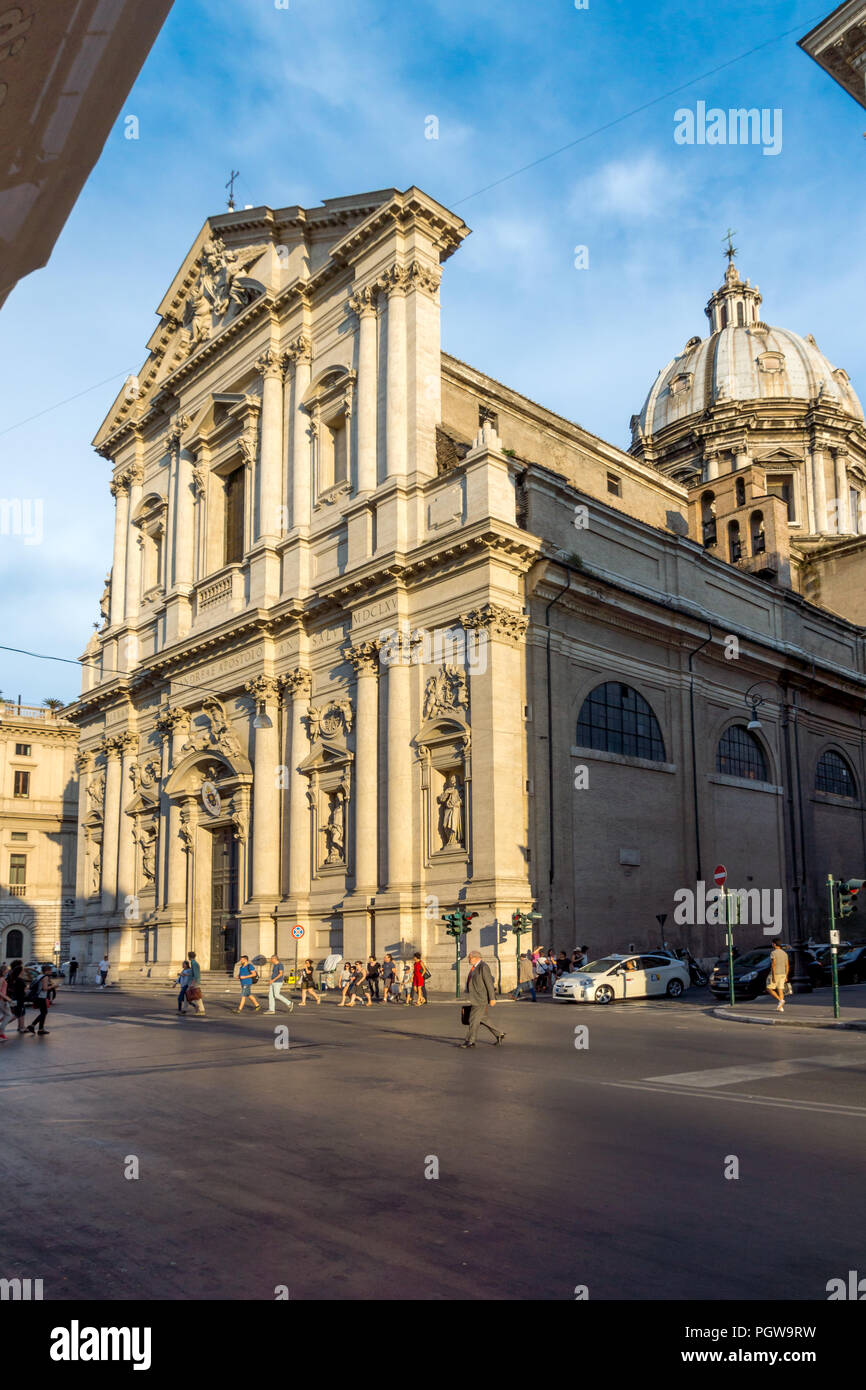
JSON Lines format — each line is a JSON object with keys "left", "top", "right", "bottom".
{"left": 211, "top": 828, "right": 239, "bottom": 973}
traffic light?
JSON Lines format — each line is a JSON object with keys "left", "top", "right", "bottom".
{"left": 441, "top": 907, "right": 477, "bottom": 937}
{"left": 838, "top": 879, "right": 865, "bottom": 918}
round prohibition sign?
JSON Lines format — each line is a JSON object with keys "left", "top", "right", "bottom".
{"left": 201, "top": 781, "right": 221, "bottom": 817}
{"left": 291, "top": 924, "right": 305, "bottom": 940}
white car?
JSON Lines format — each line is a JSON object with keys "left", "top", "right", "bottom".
{"left": 552, "top": 952, "right": 690, "bottom": 1005}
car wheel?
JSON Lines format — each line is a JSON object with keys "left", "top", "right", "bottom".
{"left": 666, "top": 978, "right": 685, "bottom": 998}
{"left": 594, "top": 984, "right": 615, "bottom": 1005}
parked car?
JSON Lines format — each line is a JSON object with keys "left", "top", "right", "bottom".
{"left": 820, "top": 944, "right": 866, "bottom": 986}
{"left": 552, "top": 953, "right": 690, "bottom": 1005}
{"left": 709, "top": 946, "right": 822, "bottom": 999}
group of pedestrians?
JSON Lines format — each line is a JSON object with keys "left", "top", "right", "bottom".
{"left": 0, "top": 960, "right": 57, "bottom": 1039}
{"left": 337, "top": 953, "right": 430, "bottom": 1008}
{"left": 513, "top": 945, "right": 589, "bottom": 1001}
{"left": 175, "top": 951, "right": 205, "bottom": 1015}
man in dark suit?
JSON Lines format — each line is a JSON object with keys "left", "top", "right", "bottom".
{"left": 460, "top": 950, "right": 505, "bottom": 1048}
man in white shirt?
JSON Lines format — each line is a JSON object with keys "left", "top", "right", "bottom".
{"left": 98, "top": 957, "right": 109, "bottom": 988}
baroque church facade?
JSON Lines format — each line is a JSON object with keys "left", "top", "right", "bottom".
{"left": 68, "top": 188, "right": 866, "bottom": 983}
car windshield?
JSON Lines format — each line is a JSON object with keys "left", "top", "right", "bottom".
{"left": 735, "top": 950, "right": 769, "bottom": 968}
{"left": 582, "top": 957, "right": 622, "bottom": 974}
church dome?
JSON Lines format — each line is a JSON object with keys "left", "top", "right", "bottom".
{"left": 634, "top": 261, "right": 864, "bottom": 443}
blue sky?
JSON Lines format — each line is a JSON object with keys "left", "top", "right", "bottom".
{"left": 1, "top": 0, "right": 863, "bottom": 703}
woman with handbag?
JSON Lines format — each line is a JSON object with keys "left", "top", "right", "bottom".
{"left": 412, "top": 953, "right": 428, "bottom": 1006}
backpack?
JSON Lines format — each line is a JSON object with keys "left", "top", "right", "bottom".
{"left": 26, "top": 974, "right": 46, "bottom": 1003}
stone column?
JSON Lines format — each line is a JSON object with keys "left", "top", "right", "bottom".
{"left": 284, "top": 669, "right": 312, "bottom": 903}
{"left": 347, "top": 642, "right": 380, "bottom": 891}
{"left": 734, "top": 445, "right": 749, "bottom": 472}
{"left": 349, "top": 287, "right": 379, "bottom": 493}
{"left": 125, "top": 464, "right": 143, "bottom": 624}
{"left": 803, "top": 456, "right": 816, "bottom": 534}
{"left": 833, "top": 449, "right": 850, "bottom": 533}
{"left": 704, "top": 452, "right": 719, "bottom": 482}
{"left": 116, "top": 733, "right": 138, "bottom": 927}
{"left": 404, "top": 258, "right": 442, "bottom": 478}
{"left": 383, "top": 267, "right": 408, "bottom": 479}
{"left": 100, "top": 738, "right": 122, "bottom": 914}
{"left": 289, "top": 337, "right": 312, "bottom": 530}
{"left": 246, "top": 675, "right": 281, "bottom": 902}
{"left": 74, "top": 750, "right": 91, "bottom": 914}
{"left": 385, "top": 645, "right": 412, "bottom": 889}
{"left": 459, "top": 603, "right": 530, "bottom": 897}
{"left": 812, "top": 445, "right": 829, "bottom": 533}
{"left": 256, "top": 349, "right": 285, "bottom": 542}
{"left": 156, "top": 707, "right": 190, "bottom": 916}
{"left": 109, "top": 478, "right": 129, "bottom": 626}
{"left": 174, "top": 446, "right": 196, "bottom": 588}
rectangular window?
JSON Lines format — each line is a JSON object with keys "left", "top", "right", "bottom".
{"left": 9, "top": 854, "right": 26, "bottom": 886}
{"left": 849, "top": 487, "right": 862, "bottom": 534}
{"left": 767, "top": 474, "right": 795, "bottom": 522}
{"left": 13, "top": 770, "right": 30, "bottom": 798}
{"left": 332, "top": 420, "right": 348, "bottom": 485}
{"left": 10, "top": 832, "right": 27, "bottom": 841}
{"left": 224, "top": 467, "right": 245, "bottom": 565}
{"left": 607, "top": 472, "right": 621, "bottom": 497}
{"left": 14, "top": 743, "right": 31, "bottom": 757}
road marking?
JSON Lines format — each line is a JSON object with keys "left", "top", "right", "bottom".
{"left": 643, "top": 1054, "right": 858, "bottom": 1088}
{"left": 107, "top": 1015, "right": 183, "bottom": 1027}
{"left": 601, "top": 1077, "right": 866, "bottom": 1118}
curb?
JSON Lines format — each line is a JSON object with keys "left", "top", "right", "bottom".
{"left": 712, "top": 1006, "right": 866, "bottom": 1033}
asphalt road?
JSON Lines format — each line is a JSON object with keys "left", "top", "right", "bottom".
{"left": 3, "top": 988, "right": 864, "bottom": 1301}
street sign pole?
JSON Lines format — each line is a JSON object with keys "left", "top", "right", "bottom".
{"left": 726, "top": 891, "right": 735, "bottom": 1010}
{"left": 827, "top": 874, "right": 841, "bottom": 1021}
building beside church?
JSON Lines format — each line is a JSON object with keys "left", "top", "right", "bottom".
{"left": 0, "top": 702, "right": 78, "bottom": 963}
{"left": 68, "top": 187, "right": 866, "bottom": 984}
{"left": 799, "top": 2, "right": 866, "bottom": 109}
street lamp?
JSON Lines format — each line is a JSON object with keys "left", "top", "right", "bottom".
{"left": 253, "top": 703, "right": 272, "bottom": 729}
{"left": 743, "top": 679, "right": 810, "bottom": 992}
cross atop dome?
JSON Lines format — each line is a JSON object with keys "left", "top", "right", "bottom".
{"left": 705, "top": 241, "right": 762, "bottom": 332}
{"left": 723, "top": 227, "right": 737, "bottom": 265}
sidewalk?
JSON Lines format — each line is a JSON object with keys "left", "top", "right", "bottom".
{"left": 712, "top": 983, "right": 866, "bottom": 1032}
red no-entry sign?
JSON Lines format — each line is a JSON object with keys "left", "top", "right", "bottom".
{"left": 714, "top": 864, "right": 727, "bottom": 888}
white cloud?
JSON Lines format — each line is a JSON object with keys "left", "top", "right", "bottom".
{"left": 569, "top": 151, "right": 688, "bottom": 223}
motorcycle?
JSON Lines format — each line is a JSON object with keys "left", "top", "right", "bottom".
{"left": 661, "top": 945, "right": 709, "bottom": 987}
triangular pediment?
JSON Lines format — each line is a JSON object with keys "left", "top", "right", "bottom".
{"left": 298, "top": 740, "right": 354, "bottom": 775}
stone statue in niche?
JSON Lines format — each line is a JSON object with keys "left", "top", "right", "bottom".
{"left": 136, "top": 823, "right": 157, "bottom": 881}
{"left": 99, "top": 573, "right": 111, "bottom": 624}
{"left": 437, "top": 773, "right": 464, "bottom": 848}
{"left": 90, "top": 844, "right": 102, "bottom": 896}
{"left": 87, "top": 770, "right": 106, "bottom": 814}
{"left": 320, "top": 778, "right": 348, "bottom": 865}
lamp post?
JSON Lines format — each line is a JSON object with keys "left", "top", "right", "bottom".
{"left": 744, "top": 679, "right": 811, "bottom": 992}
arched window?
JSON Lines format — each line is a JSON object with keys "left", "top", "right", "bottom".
{"left": 735, "top": 477, "right": 746, "bottom": 507}
{"left": 815, "top": 750, "right": 857, "bottom": 799}
{"left": 577, "top": 682, "right": 666, "bottom": 762}
{"left": 717, "top": 726, "right": 768, "bottom": 781}
{"left": 750, "top": 510, "right": 765, "bottom": 554}
{"left": 727, "top": 519, "right": 742, "bottom": 562}
{"left": 5, "top": 928, "right": 23, "bottom": 959}
{"left": 721, "top": 305, "right": 728, "bottom": 329}
{"left": 737, "top": 302, "right": 745, "bottom": 326}
{"left": 701, "top": 491, "right": 717, "bottom": 547}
